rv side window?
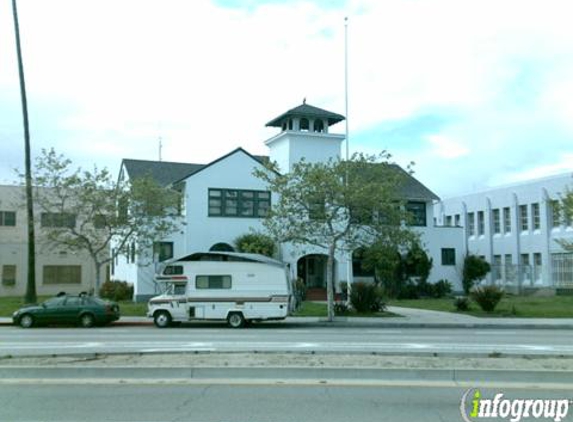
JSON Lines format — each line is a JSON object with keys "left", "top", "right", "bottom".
{"left": 164, "top": 265, "right": 183, "bottom": 275}
{"left": 196, "top": 275, "right": 232, "bottom": 289}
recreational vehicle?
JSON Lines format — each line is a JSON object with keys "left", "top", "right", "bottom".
{"left": 147, "top": 252, "right": 293, "bottom": 328}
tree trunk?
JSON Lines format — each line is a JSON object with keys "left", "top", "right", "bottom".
{"left": 94, "top": 261, "right": 102, "bottom": 297}
{"left": 326, "top": 244, "right": 336, "bottom": 322}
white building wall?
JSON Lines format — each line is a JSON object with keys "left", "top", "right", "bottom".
{"left": 435, "top": 173, "right": 573, "bottom": 289}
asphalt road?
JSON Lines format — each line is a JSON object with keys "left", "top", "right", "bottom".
{"left": 1, "top": 381, "right": 572, "bottom": 422}
{"left": 1, "top": 325, "right": 573, "bottom": 356}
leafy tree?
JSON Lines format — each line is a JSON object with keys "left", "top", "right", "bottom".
{"left": 403, "top": 243, "right": 433, "bottom": 282}
{"left": 360, "top": 243, "right": 404, "bottom": 298}
{"left": 29, "top": 149, "right": 182, "bottom": 295}
{"left": 556, "top": 189, "right": 573, "bottom": 251}
{"left": 462, "top": 254, "right": 491, "bottom": 294}
{"left": 234, "top": 232, "right": 276, "bottom": 257}
{"left": 254, "top": 152, "right": 418, "bottom": 321}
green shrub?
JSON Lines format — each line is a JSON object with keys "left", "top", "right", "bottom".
{"left": 293, "top": 277, "right": 307, "bottom": 305}
{"left": 234, "top": 233, "right": 276, "bottom": 257}
{"left": 463, "top": 255, "right": 491, "bottom": 294}
{"left": 432, "top": 279, "right": 452, "bottom": 298}
{"left": 397, "top": 279, "right": 420, "bottom": 299}
{"left": 334, "top": 301, "right": 349, "bottom": 315}
{"left": 471, "top": 286, "right": 504, "bottom": 312}
{"left": 350, "top": 282, "right": 386, "bottom": 313}
{"left": 454, "top": 296, "right": 470, "bottom": 311}
{"left": 99, "top": 280, "right": 133, "bottom": 301}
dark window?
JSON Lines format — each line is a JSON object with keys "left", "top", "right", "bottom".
{"left": 406, "top": 201, "right": 426, "bottom": 226}
{"left": 164, "top": 265, "right": 184, "bottom": 275}
{"left": 300, "top": 118, "right": 309, "bottom": 131}
{"left": 43, "top": 265, "right": 82, "bottom": 284}
{"left": 209, "top": 243, "right": 235, "bottom": 252}
{"left": 314, "top": 119, "right": 325, "bottom": 133}
{"left": 441, "top": 248, "right": 456, "bottom": 266}
{"left": 196, "top": 275, "right": 231, "bottom": 289}
{"left": 0, "top": 211, "right": 16, "bottom": 227}
{"left": 208, "top": 189, "right": 271, "bottom": 218}
{"left": 1, "top": 265, "right": 16, "bottom": 286}
{"left": 154, "top": 242, "right": 173, "bottom": 262}
{"left": 41, "top": 212, "right": 76, "bottom": 228}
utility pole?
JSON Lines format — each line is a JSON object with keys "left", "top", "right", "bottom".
{"left": 12, "top": 0, "right": 36, "bottom": 303}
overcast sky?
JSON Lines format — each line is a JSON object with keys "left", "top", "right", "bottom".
{"left": 1, "top": 0, "right": 572, "bottom": 198}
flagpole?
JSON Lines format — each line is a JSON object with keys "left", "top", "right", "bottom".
{"left": 344, "top": 16, "right": 352, "bottom": 302}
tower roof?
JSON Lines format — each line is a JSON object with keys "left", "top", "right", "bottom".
{"left": 266, "top": 102, "right": 345, "bottom": 127}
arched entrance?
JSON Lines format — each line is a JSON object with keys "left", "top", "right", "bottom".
{"left": 297, "top": 254, "right": 336, "bottom": 300}
{"left": 209, "top": 242, "right": 235, "bottom": 252}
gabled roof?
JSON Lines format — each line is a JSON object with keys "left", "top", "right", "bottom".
{"left": 266, "top": 102, "right": 345, "bottom": 127}
{"left": 392, "top": 165, "right": 440, "bottom": 201}
{"left": 121, "top": 159, "right": 204, "bottom": 187}
{"left": 121, "top": 149, "right": 271, "bottom": 187}
{"left": 171, "top": 147, "right": 273, "bottom": 185}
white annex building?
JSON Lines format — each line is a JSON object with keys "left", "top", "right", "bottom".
{"left": 114, "top": 103, "right": 463, "bottom": 301}
{"left": 435, "top": 173, "right": 573, "bottom": 292}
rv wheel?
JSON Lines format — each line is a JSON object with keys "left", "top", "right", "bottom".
{"left": 154, "top": 311, "right": 172, "bottom": 328}
{"left": 227, "top": 312, "right": 245, "bottom": 328}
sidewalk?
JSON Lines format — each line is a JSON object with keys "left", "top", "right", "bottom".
{"left": 3, "top": 306, "right": 573, "bottom": 329}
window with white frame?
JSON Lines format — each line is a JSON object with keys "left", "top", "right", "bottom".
{"left": 477, "top": 211, "right": 485, "bottom": 236}
{"left": 550, "top": 200, "right": 561, "bottom": 228}
{"left": 0, "top": 211, "right": 16, "bottom": 227}
{"left": 503, "top": 207, "right": 511, "bottom": 234}
{"left": 519, "top": 205, "right": 529, "bottom": 231}
{"left": 208, "top": 189, "right": 270, "bottom": 218}
{"left": 467, "top": 212, "right": 475, "bottom": 236}
{"left": 532, "top": 203, "right": 540, "bottom": 230}
{"left": 492, "top": 209, "right": 501, "bottom": 234}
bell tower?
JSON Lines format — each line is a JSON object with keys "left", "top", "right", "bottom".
{"left": 264, "top": 100, "right": 346, "bottom": 173}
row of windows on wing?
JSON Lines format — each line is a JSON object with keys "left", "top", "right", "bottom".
{"left": 0, "top": 211, "right": 109, "bottom": 229}
{"left": 305, "top": 201, "right": 427, "bottom": 226}
{"left": 1, "top": 264, "right": 82, "bottom": 287}
{"left": 445, "top": 201, "right": 572, "bottom": 234}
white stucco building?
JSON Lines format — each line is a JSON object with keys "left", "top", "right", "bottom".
{"left": 435, "top": 173, "right": 573, "bottom": 292}
{"left": 114, "top": 103, "right": 464, "bottom": 301}
{"left": 0, "top": 185, "right": 101, "bottom": 297}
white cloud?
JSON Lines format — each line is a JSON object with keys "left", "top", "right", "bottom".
{"left": 425, "top": 134, "right": 469, "bottom": 159}
{"left": 1, "top": 0, "right": 572, "bottom": 197}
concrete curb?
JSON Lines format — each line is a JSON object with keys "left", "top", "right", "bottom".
{"left": 0, "top": 366, "right": 571, "bottom": 385}
{"left": 2, "top": 318, "right": 573, "bottom": 330}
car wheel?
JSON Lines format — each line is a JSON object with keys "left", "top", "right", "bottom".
{"left": 154, "top": 311, "right": 172, "bottom": 328}
{"left": 79, "top": 313, "right": 95, "bottom": 328}
{"left": 19, "top": 314, "right": 34, "bottom": 328}
{"left": 227, "top": 312, "right": 245, "bottom": 328}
